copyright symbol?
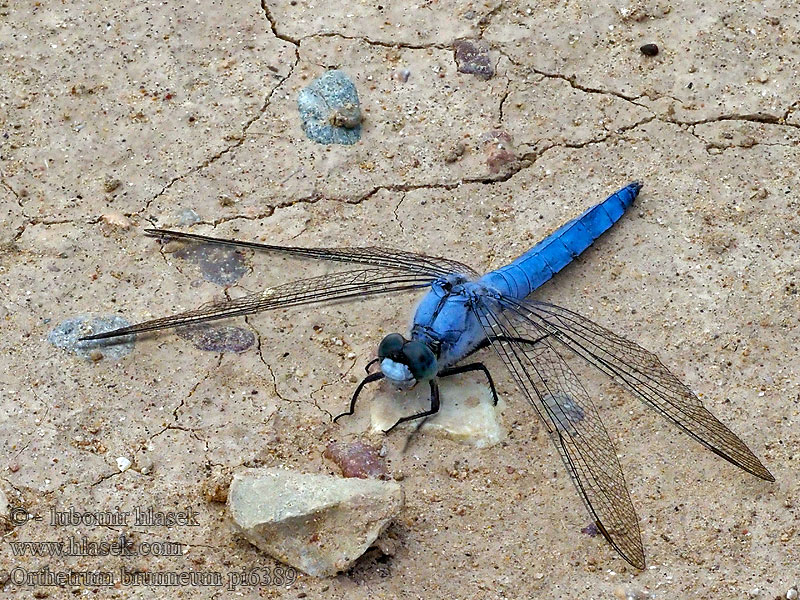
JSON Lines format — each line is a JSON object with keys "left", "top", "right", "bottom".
{"left": 9, "top": 507, "right": 30, "bottom": 526}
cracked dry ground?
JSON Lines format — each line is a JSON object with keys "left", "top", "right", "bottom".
{"left": 1, "top": 1, "right": 799, "bottom": 599}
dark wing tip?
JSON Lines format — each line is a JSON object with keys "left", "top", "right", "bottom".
{"left": 144, "top": 228, "right": 170, "bottom": 237}
{"left": 752, "top": 462, "right": 776, "bottom": 482}
{"left": 78, "top": 328, "right": 136, "bottom": 341}
{"left": 594, "top": 519, "right": 646, "bottom": 570}
{"left": 628, "top": 553, "right": 647, "bottom": 570}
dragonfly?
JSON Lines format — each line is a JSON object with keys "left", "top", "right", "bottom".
{"left": 80, "top": 181, "right": 774, "bottom": 569}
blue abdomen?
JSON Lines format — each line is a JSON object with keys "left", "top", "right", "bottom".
{"left": 479, "top": 182, "right": 641, "bottom": 299}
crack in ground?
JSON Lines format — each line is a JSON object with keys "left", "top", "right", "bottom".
{"left": 140, "top": 4, "right": 301, "bottom": 218}
{"left": 249, "top": 19, "right": 799, "bottom": 140}
{"left": 171, "top": 354, "right": 224, "bottom": 424}
{"left": 298, "top": 31, "right": 450, "bottom": 52}
{"left": 204, "top": 114, "right": 659, "bottom": 227}
{"left": 1, "top": 177, "right": 22, "bottom": 208}
{"left": 142, "top": 66, "right": 296, "bottom": 216}
{"left": 253, "top": 334, "right": 291, "bottom": 404}
{"left": 87, "top": 355, "right": 225, "bottom": 487}
{"left": 530, "top": 66, "right": 646, "bottom": 108}
{"left": 309, "top": 359, "right": 355, "bottom": 422}
{"left": 497, "top": 77, "right": 511, "bottom": 125}
{"left": 701, "top": 140, "right": 797, "bottom": 153}
{"left": 675, "top": 112, "right": 789, "bottom": 127}
{"left": 261, "top": 0, "right": 301, "bottom": 47}
{"left": 90, "top": 470, "right": 122, "bottom": 488}
{"left": 393, "top": 192, "right": 408, "bottom": 234}
{"left": 253, "top": 327, "right": 334, "bottom": 420}
{"left": 15, "top": 16, "right": 800, "bottom": 231}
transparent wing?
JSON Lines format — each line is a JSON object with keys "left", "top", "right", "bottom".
{"left": 145, "top": 229, "right": 479, "bottom": 278}
{"left": 81, "top": 267, "right": 432, "bottom": 340}
{"left": 503, "top": 297, "right": 774, "bottom": 482}
{"left": 472, "top": 296, "right": 645, "bottom": 569}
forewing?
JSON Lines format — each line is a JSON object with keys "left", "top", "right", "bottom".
{"left": 145, "top": 229, "right": 479, "bottom": 278}
{"left": 81, "top": 267, "right": 431, "bottom": 340}
{"left": 472, "top": 296, "right": 646, "bottom": 569}
{"left": 505, "top": 298, "right": 774, "bottom": 482}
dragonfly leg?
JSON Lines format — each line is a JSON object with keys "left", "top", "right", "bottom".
{"left": 333, "top": 372, "right": 384, "bottom": 423}
{"left": 439, "top": 363, "right": 500, "bottom": 406}
{"left": 364, "top": 357, "right": 380, "bottom": 374}
{"left": 384, "top": 380, "right": 440, "bottom": 433}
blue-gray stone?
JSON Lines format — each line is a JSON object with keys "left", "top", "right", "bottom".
{"left": 177, "top": 208, "right": 202, "bottom": 227}
{"left": 49, "top": 315, "right": 135, "bottom": 360}
{"left": 297, "top": 70, "right": 362, "bottom": 145}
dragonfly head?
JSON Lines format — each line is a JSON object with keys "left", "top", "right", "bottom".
{"left": 377, "top": 333, "right": 438, "bottom": 388}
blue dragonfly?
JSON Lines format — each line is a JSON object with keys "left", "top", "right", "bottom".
{"left": 81, "top": 182, "right": 774, "bottom": 569}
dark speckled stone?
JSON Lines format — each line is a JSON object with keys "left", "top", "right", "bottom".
{"left": 174, "top": 243, "right": 248, "bottom": 286}
{"left": 176, "top": 324, "right": 255, "bottom": 353}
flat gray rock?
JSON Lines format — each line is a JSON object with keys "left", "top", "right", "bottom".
{"left": 227, "top": 467, "right": 403, "bottom": 577}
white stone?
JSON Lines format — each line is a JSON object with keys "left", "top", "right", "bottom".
{"left": 370, "top": 378, "right": 504, "bottom": 448}
{"left": 227, "top": 467, "right": 403, "bottom": 577}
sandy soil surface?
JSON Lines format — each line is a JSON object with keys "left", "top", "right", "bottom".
{"left": 1, "top": 1, "right": 798, "bottom": 598}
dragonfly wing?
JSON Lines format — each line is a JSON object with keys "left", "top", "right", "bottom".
{"left": 145, "top": 229, "right": 479, "bottom": 278}
{"left": 502, "top": 298, "right": 774, "bottom": 482}
{"left": 472, "top": 295, "right": 646, "bottom": 569}
{"left": 81, "top": 267, "right": 432, "bottom": 340}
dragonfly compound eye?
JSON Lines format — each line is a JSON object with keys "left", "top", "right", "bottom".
{"left": 378, "top": 333, "right": 406, "bottom": 359}
{"left": 402, "top": 341, "right": 438, "bottom": 380}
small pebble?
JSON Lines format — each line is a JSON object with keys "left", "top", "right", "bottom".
{"left": 103, "top": 177, "right": 122, "bottom": 193}
{"left": 454, "top": 39, "right": 494, "bottom": 79}
{"left": 100, "top": 213, "right": 131, "bottom": 229}
{"left": 581, "top": 523, "right": 600, "bottom": 537}
{"left": 324, "top": 441, "right": 388, "bottom": 479}
{"left": 640, "top": 43, "right": 659, "bottom": 56}
{"left": 138, "top": 457, "right": 154, "bottom": 475}
{"left": 614, "top": 587, "right": 650, "bottom": 600}
{"left": 444, "top": 141, "right": 466, "bottom": 164}
{"left": 177, "top": 208, "right": 202, "bottom": 226}
{"left": 481, "top": 130, "right": 518, "bottom": 174}
{"left": 116, "top": 457, "right": 132, "bottom": 472}
{"left": 329, "top": 102, "right": 361, "bottom": 129}
{"left": 393, "top": 68, "right": 411, "bottom": 83}
{"left": 787, "top": 588, "right": 798, "bottom": 600}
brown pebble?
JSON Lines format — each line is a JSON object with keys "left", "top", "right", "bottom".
{"left": 324, "top": 440, "right": 388, "bottom": 479}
